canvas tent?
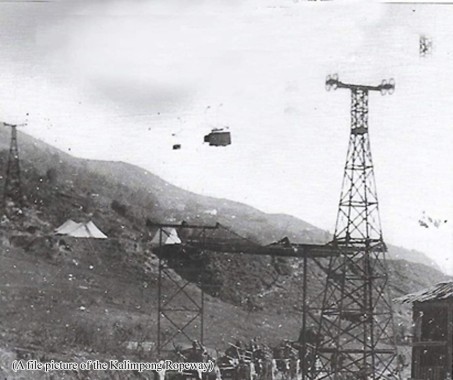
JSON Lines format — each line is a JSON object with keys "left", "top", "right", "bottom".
{"left": 54, "top": 219, "right": 80, "bottom": 235}
{"left": 150, "top": 227, "right": 181, "bottom": 246}
{"left": 55, "top": 220, "right": 108, "bottom": 239}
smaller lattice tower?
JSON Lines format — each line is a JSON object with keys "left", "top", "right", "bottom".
{"left": 2, "top": 123, "right": 24, "bottom": 212}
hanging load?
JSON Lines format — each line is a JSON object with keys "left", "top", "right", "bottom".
{"left": 204, "top": 128, "right": 231, "bottom": 147}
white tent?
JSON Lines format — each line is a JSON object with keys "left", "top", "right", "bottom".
{"left": 54, "top": 219, "right": 81, "bottom": 235}
{"left": 70, "top": 221, "right": 108, "bottom": 239}
{"left": 55, "top": 220, "right": 108, "bottom": 239}
{"left": 151, "top": 227, "right": 181, "bottom": 245}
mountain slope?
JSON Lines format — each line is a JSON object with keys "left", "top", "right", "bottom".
{"left": 0, "top": 127, "right": 448, "bottom": 375}
{"left": 4, "top": 127, "right": 438, "bottom": 268}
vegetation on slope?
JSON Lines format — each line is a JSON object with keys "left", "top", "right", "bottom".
{"left": 0, "top": 128, "right": 448, "bottom": 378}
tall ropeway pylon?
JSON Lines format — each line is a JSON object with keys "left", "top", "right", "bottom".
{"left": 311, "top": 75, "right": 401, "bottom": 380}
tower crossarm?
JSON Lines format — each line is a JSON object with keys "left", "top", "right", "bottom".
{"left": 2, "top": 122, "right": 27, "bottom": 128}
{"left": 325, "top": 75, "right": 395, "bottom": 94}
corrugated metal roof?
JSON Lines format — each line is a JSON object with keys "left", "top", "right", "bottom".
{"left": 396, "top": 281, "right": 453, "bottom": 304}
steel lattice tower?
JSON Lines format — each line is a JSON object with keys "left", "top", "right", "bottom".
{"left": 311, "top": 75, "right": 400, "bottom": 380}
{"left": 3, "top": 123, "right": 23, "bottom": 210}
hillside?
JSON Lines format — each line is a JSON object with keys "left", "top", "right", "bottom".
{"left": 1, "top": 127, "right": 438, "bottom": 268}
{"left": 0, "top": 127, "right": 449, "bottom": 378}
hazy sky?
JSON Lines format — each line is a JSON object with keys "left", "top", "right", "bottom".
{"left": 0, "top": 0, "right": 452, "bottom": 272}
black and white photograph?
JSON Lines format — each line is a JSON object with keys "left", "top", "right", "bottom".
{"left": 0, "top": 0, "right": 451, "bottom": 379}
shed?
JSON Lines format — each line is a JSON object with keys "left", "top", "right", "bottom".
{"left": 398, "top": 281, "right": 453, "bottom": 380}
